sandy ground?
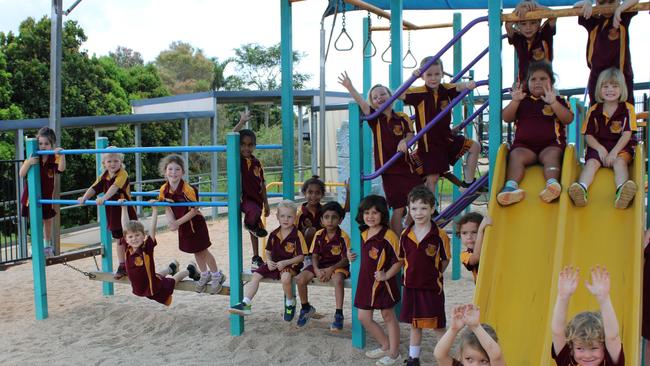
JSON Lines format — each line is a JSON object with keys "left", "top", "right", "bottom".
{"left": 0, "top": 213, "right": 477, "bottom": 366}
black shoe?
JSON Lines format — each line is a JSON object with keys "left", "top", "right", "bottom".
{"left": 251, "top": 255, "right": 264, "bottom": 270}
{"left": 186, "top": 262, "right": 201, "bottom": 281}
{"left": 404, "top": 357, "right": 420, "bottom": 366}
{"left": 462, "top": 179, "right": 488, "bottom": 193}
{"left": 255, "top": 227, "right": 268, "bottom": 238}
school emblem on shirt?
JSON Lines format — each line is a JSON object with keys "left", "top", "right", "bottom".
{"left": 425, "top": 244, "right": 438, "bottom": 257}
{"left": 542, "top": 105, "right": 554, "bottom": 116}
{"left": 284, "top": 241, "right": 296, "bottom": 253}
{"left": 392, "top": 124, "right": 404, "bottom": 136}
{"left": 331, "top": 245, "right": 342, "bottom": 256}
{"left": 134, "top": 256, "right": 144, "bottom": 267}
{"left": 608, "top": 27, "right": 620, "bottom": 41}
{"left": 369, "top": 247, "right": 379, "bottom": 260}
{"left": 609, "top": 120, "right": 623, "bottom": 134}
{"left": 253, "top": 166, "right": 261, "bottom": 178}
{"left": 532, "top": 48, "right": 545, "bottom": 61}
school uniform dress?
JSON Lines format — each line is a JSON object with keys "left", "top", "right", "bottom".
{"left": 295, "top": 202, "right": 322, "bottom": 236}
{"left": 404, "top": 85, "right": 473, "bottom": 176}
{"left": 303, "top": 227, "right": 350, "bottom": 278}
{"left": 552, "top": 344, "right": 624, "bottom": 366}
{"left": 579, "top": 12, "right": 636, "bottom": 105}
{"left": 643, "top": 243, "right": 650, "bottom": 340}
{"left": 398, "top": 223, "right": 450, "bottom": 329}
{"left": 241, "top": 155, "right": 265, "bottom": 229}
{"left": 582, "top": 102, "right": 637, "bottom": 164}
{"left": 511, "top": 95, "right": 569, "bottom": 155}
{"left": 21, "top": 155, "right": 63, "bottom": 220}
{"left": 124, "top": 236, "right": 176, "bottom": 306}
{"left": 508, "top": 20, "right": 555, "bottom": 84}
{"left": 366, "top": 107, "right": 423, "bottom": 208}
{"left": 90, "top": 168, "right": 137, "bottom": 239}
{"left": 158, "top": 180, "right": 211, "bottom": 253}
{"left": 353, "top": 227, "right": 401, "bottom": 310}
{"left": 461, "top": 248, "right": 479, "bottom": 283}
{"left": 254, "top": 227, "right": 308, "bottom": 280}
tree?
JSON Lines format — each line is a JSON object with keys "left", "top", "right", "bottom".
{"left": 231, "top": 43, "right": 311, "bottom": 90}
{"left": 109, "top": 46, "right": 144, "bottom": 69}
{"left": 155, "top": 41, "right": 214, "bottom": 94}
{"left": 211, "top": 57, "right": 232, "bottom": 91}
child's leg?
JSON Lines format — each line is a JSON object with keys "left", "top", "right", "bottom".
{"left": 409, "top": 327, "right": 423, "bottom": 360}
{"left": 43, "top": 217, "right": 53, "bottom": 243}
{"left": 296, "top": 270, "right": 314, "bottom": 304}
{"left": 116, "top": 238, "right": 126, "bottom": 263}
{"left": 172, "top": 268, "right": 189, "bottom": 283}
{"left": 250, "top": 233, "right": 259, "bottom": 257}
{"left": 505, "top": 148, "right": 537, "bottom": 183}
{"left": 539, "top": 146, "right": 563, "bottom": 182}
{"left": 358, "top": 309, "right": 389, "bottom": 352}
{"left": 194, "top": 250, "right": 208, "bottom": 272}
{"left": 244, "top": 273, "right": 263, "bottom": 301}
{"left": 390, "top": 207, "right": 406, "bottom": 235}
{"left": 463, "top": 140, "right": 480, "bottom": 183}
{"left": 424, "top": 174, "right": 439, "bottom": 194}
{"left": 196, "top": 249, "right": 219, "bottom": 272}
{"left": 612, "top": 157, "right": 630, "bottom": 187}
{"left": 578, "top": 159, "right": 601, "bottom": 188}
{"left": 280, "top": 271, "right": 295, "bottom": 301}
{"left": 380, "top": 308, "right": 401, "bottom": 358}
{"left": 332, "top": 272, "right": 345, "bottom": 309}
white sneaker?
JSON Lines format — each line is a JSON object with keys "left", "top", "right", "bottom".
{"left": 210, "top": 271, "right": 226, "bottom": 294}
{"left": 375, "top": 354, "right": 400, "bottom": 366}
{"left": 195, "top": 271, "right": 211, "bottom": 293}
{"left": 365, "top": 348, "right": 386, "bottom": 359}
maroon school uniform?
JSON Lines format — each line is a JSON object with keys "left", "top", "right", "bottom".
{"left": 353, "top": 226, "right": 401, "bottom": 310}
{"left": 124, "top": 236, "right": 175, "bottom": 306}
{"left": 508, "top": 20, "right": 555, "bottom": 84}
{"left": 303, "top": 227, "right": 350, "bottom": 278}
{"left": 241, "top": 155, "right": 265, "bottom": 228}
{"left": 158, "top": 180, "right": 211, "bottom": 254}
{"left": 367, "top": 107, "right": 423, "bottom": 208}
{"left": 295, "top": 202, "right": 322, "bottom": 235}
{"left": 579, "top": 12, "right": 636, "bottom": 105}
{"left": 552, "top": 343, "right": 624, "bottom": 366}
{"left": 254, "top": 227, "right": 308, "bottom": 280}
{"left": 21, "top": 154, "right": 62, "bottom": 220}
{"left": 461, "top": 248, "right": 479, "bottom": 283}
{"left": 511, "top": 95, "right": 569, "bottom": 155}
{"left": 582, "top": 102, "right": 637, "bottom": 164}
{"left": 398, "top": 223, "right": 450, "bottom": 328}
{"left": 644, "top": 242, "right": 650, "bottom": 340}
{"left": 90, "top": 168, "right": 137, "bottom": 239}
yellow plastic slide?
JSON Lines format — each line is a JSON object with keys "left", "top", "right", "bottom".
{"left": 475, "top": 144, "right": 643, "bottom": 365}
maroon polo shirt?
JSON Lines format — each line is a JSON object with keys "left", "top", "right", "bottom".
{"left": 399, "top": 223, "right": 450, "bottom": 290}
{"left": 367, "top": 107, "right": 417, "bottom": 175}
{"left": 91, "top": 168, "right": 135, "bottom": 231}
{"left": 513, "top": 95, "right": 569, "bottom": 148}
{"left": 579, "top": 12, "right": 636, "bottom": 77}
{"left": 404, "top": 84, "right": 460, "bottom": 151}
{"left": 508, "top": 20, "right": 555, "bottom": 83}
{"left": 296, "top": 202, "right": 322, "bottom": 235}
{"left": 241, "top": 155, "right": 265, "bottom": 206}
{"left": 21, "top": 154, "right": 62, "bottom": 208}
{"left": 310, "top": 227, "right": 350, "bottom": 269}
{"left": 356, "top": 226, "right": 400, "bottom": 307}
{"left": 266, "top": 226, "right": 308, "bottom": 262}
{"left": 125, "top": 236, "right": 162, "bottom": 297}
{"left": 582, "top": 102, "right": 637, "bottom": 151}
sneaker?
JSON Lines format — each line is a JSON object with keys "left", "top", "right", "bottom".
{"left": 568, "top": 182, "right": 588, "bottom": 207}
{"left": 251, "top": 255, "right": 264, "bottom": 270}
{"left": 496, "top": 186, "right": 525, "bottom": 206}
{"left": 614, "top": 180, "right": 637, "bottom": 209}
{"left": 210, "top": 270, "right": 227, "bottom": 294}
{"left": 404, "top": 357, "right": 420, "bottom": 366}
{"left": 460, "top": 179, "right": 489, "bottom": 193}
{"left": 303, "top": 255, "right": 312, "bottom": 268}
{"left": 284, "top": 304, "right": 296, "bottom": 322}
{"left": 539, "top": 181, "right": 562, "bottom": 203}
{"left": 167, "top": 260, "right": 179, "bottom": 276}
{"left": 376, "top": 355, "right": 401, "bottom": 366}
{"left": 186, "top": 262, "right": 200, "bottom": 281}
{"left": 229, "top": 302, "right": 252, "bottom": 316}
{"left": 365, "top": 348, "right": 387, "bottom": 359}
{"left": 113, "top": 263, "right": 127, "bottom": 280}
{"left": 195, "top": 271, "right": 211, "bottom": 293}
{"left": 43, "top": 246, "right": 55, "bottom": 258}
{"left": 296, "top": 305, "right": 316, "bottom": 327}
{"left": 245, "top": 224, "right": 267, "bottom": 238}
{"left": 330, "top": 313, "right": 344, "bottom": 331}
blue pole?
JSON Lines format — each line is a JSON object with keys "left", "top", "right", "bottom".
{"left": 26, "top": 138, "right": 48, "bottom": 320}
{"left": 227, "top": 132, "right": 244, "bottom": 336}
{"left": 465, "top": 70, "right": 475, "bottom": 215}
{"left": 451, "top": 13, "right": 463, "bottom": 281}
{"left": 281, "top": 0, "right": 294, "bottom": 200}
{"left": 95, "top": 137, "right": 114, "bottom": 296}
{"left": 362, "top": 16, "right": 373, "bottom": 194}
{"left": 389, "top": 0, "right": 403, "bottom": 112}
{"left": 569, "top": 97, "right": 579, "bottom": 146}
{"left": 488, "top": 0, "right": 503, "bottom": 191}
{"left": 349, "top": 102, "right": 366, "bottom": 349}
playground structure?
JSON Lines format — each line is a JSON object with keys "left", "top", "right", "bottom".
{"left": 14, "top": 0, "right": 650, "bottom": 365}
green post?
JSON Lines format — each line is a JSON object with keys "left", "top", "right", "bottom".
{"left": 227, "top": 133, "right": 244, "bottom": 336}
{"left": 568, "top": 97, "right": 579, "bottom": 146}
{"left": 362, "top": 16, "right": 373, "bottom": 194}
{"left": 451, "top": 13, "right": 463, "bottom": 281}
{"left": 488, "top": 0, "right": 503, "bottom": 190}
{"left": 349, "top": 102, "right": 366, "bottom": 349}
{"left": 281, "top": 0, "right": 294, "bottom": 200}
{"left": 389, "top": 0, "right": 403, "bottom": 112}
{"left": 96, "top": 137, "right": 113, "bottom": 296}
{"left": 26, "top": 138, "right": 48, "bottom": 320}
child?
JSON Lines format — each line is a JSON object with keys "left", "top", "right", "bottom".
{"left": 456, "top": 212, "right": 492, "bottom": 284}
{"left": 505, "top": 0, "right": 557, "bottom": 85}
{"left": 551, "top": 266, "right": 623, "bottom": 365}
{"left": 347, "top": 195, "right": 402, "bottom": 366}
{"left": 398, "top": 57, "right": 480, "bottom": 194}
{"left": 434, "top": 304, "right": 506, "bottom": 366}
{"left": 296, "top": 175, "right": 325, "bottom": 248}
{"left": 157, "top": 155, "right": 225, "bottom": 293}
{"left": 399, "top": 186, "right": 451, "bottom": 366}
{"left": 78, "top": 147, "right": 137, "bottom": 279}
{"left": 568, "top": 68, "right": 637, "bottom": 209}
{"left": 295, "top": 201, "right": 350, "bottom": 330}
{"left": 576, "top": 0, "right": 638, "bottom": 105}
{"left": 234, "top": 112, "right": 270, "bottom": 270}
{"left": 118, "top": 199, "right": 196, "bottom": 306}
{"left": 496, "top": 61, "right": 574, "bottom": 206}
{"left": 19, "top": 127, "right": 66, "bottom": 257}
{"left": 229, "top": 200, "right": 307, "bottom": 321}
{"left": 338, "top": 72, "right": 423, "bottom": 234}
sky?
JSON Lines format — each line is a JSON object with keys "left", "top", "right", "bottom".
{"left": 0, "top": 0, "right": 648, "bottom": 101}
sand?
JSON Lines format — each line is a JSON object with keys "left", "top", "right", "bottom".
{"left": 0, "top": 214, "right": 476, "bottom": 366}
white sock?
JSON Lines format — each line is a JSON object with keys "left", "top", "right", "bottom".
{"left": 409, "top": 345, "right": 421, "bottom": 358}
{"left": 243, "top": 297, "right": 251, "bottom": 305}
{"left": 285, "top": 298, "right": 295, "bottom": 306}
{"left": 546, "top": 178, "right": 558, "bottom": 186}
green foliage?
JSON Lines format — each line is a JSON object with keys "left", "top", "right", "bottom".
{"left": 109, "top": 46, "right": 144, "bottom": 68}
{"left": 155, "top": 41, "right": 214, "bottom": 94}
{"left": 231, "top": 43, "right": 311, "bottom": 90}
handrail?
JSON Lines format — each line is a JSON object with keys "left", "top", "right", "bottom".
{"left": 450, "top": 34, "right": 507, "bottom": 83}
{"left": 40, "top": 198, "right": 227, "bottom": 207}
{"left": 370, "top": 22, "right": 453, "bottom": 31}
{"left": 501, "top": 2, "right": 649, "bottom": 22}
{"left": 131, "top": 191, "right": 284, "bottom": 198}
{"left": 434, "top": 174, "right": 489, "bottom": 227}
{"left": 362, "top": 15, "right": 488, "bottom": 121}
{"left": 363, "top": 80, "right": 488, "bottom": 181}
{"left": 36, "top": 144, "right": 282, "bottom": 156}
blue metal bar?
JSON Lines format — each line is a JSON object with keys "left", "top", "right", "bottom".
{"left": 227, "top": 132, "right": 244, "bottom": 336}
{"left": 40, "top": 199, "right": 228, "bottom": 207}
{"left": 95, "top": 137, "right": 114, "bottom": 296}
{"left": 488, "top": 0, "right": 503, "bottom": 191}
{"left": 131, "top": 191, "right": 284, "bottom": 198}
{"left": 465, "top": 70, "right": 476, "bottom": 216}
{"left": 281, "top": 0, "right": 295, "bottom": 200}
{"left": 451, "top": 12, "right": 463, "bottom": 281}
{"left": 568, "top": 97, "right": 579, "bottom": 145}
{"left": 36, "top": 144, "right": 283, "bottom": 156}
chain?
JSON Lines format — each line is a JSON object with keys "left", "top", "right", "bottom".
{"left": 341, "top": 0, "right": 346, "bottom": 28}
{"left": 62, "top": 260, "right": 97, "bottom": 279}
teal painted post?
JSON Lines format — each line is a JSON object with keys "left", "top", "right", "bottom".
{"left": 389, "top": 0, "right": 403, "bottom": 112}
{"left": 488, "top": 0, "right": 503, "bottom": 190}
{"left": 349, "top": 102, "right": 366, "bottom": 349}
{"left": 568, "top": 97, "right": 579, "bottom": 145}
{"left": 362, "top": 16, "right": 373, "bottom": 194}
{"left": 281, "top": 0, "right": 294, "bottom": 200}
{"left": 96, "top": 137, "right": 113, "bottom": 295}
{"left": 465, "top": 70, "right": 476, "bottom": 216}
{"left": 227, "top": 133, "right": 244, "bottom": 336}
{"left": 647, "top": 98, "right": 650, "bottom": 229}
{"left": 26, "top": 138, "right": 48, "bottom": 320}
{"left": 451, "top": 13, "right": 463, "bottom": 281}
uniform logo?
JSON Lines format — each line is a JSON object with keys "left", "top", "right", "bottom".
{"left": 542, "top": 105, "right": 555, "bottom": 116}
{"left": 608, "top": 27, "right": 620, "bottom": 41}
{"left": 134, "top": 256, "right": 144, "bottom": 266}
{"left": 253, "top": 166, "right": 261, "bottom": 178}
{"left": 425, "top": 244, "right": 438, "bottom": 257}
{"left": 369, "top": 247, "right": 379, "bottom": 260}
{"left": 392, "top": 124, "right": 404, "bottom": 136}
{"left": 330, "top": 245, "right": 342, "bottom": 256}
{"left": 440, "top": 100, "right": 449, "bottom": 109}
{"left": 532, "top": 48, "right": 546, "bottom": 61}
{"left": 284, "top": 242, "right": 296, "bottom": 253}
{"left": 609, "top": 120, "right": 623, "bottom": 134}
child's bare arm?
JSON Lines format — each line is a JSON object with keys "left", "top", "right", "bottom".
{"left": 551, "top": 266, "right": 579, "bottom": 352}
{"left": 469, "top": 216, "right": 492, "bottom": 265}
{"left": 502, "top": 83, "right": 526, "bottom": 122}
{"left": 149, "top": 203, "right": 158, "bottom": 240}
{"left": 455, "top": 80, "right": 476, "bottom": 92}
{"left": 504, "top": 20, "right": 517, "bottom": 38}
{"left": 586, "top": 266, "right": 622, "bottom": 361}
{"left": 608, "top": 131, "right": 632, "bottom": 156}
{"left": 261, "top": 184, "right": 270, "bottom": 217}
{"left": 19, "top": 156, "right": 38, "bottom": 178}
{"left": 119, "top": 199, "right": 129, "bottom": 230}
{"left": 615, "top": 0, "right": 639, "bottom": 26}
{"left": 440, "top": 259, "right": 450, "bottom": 273}
{"left": 174, "top": 207, "right": 199, "bottom": 226}
{"left": 96, "top": 185, "right": 119, "bottom": 205}
{"left": 55, "top": 148, "right": 66, "bottom": 172}
{"left": 78, "top": 187, "right": 96, "bottom": 204}
{"left": 338, "top": 71, "right": 372, "bottom": 115}
{"left": 233, "top": 110, "right": 251, "bottom": 132}
{"left": 434, "top": 305, "right": 466, "bottom": 366}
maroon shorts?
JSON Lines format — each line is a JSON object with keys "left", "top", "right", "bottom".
{"left": 146, "top": 275, "right": 175, "bottom": 306}
{"left": 302, "top": 265, "right": 350, "bottom": 279}
{"left": 510, "top": 141, "right": 565, "bottom": 156}
{"left": 643, "top": 245, "right": 650, "bottom": 339}
{"left": 178, "top": 217, "right": 212, "bottom": 254}
{"left": 21, "top": 204, "right": 57, "bottom": 220}
{"left": 399, "top": 287, "right": 446, "bottom": 329}
{"left": 241, "top": 199, "right": 263, "bottom": 228}
{"left": 354, "top": 278, "right": 400, "bottom": 310}
{"left": 381, "top": 173, "right": 422, "bottom": 209}
{"left": 584, "top": 147, "right": 634, "bottom": 166}
{"left": 447, "top": 135, "right": 473, "bottom": 166}
{"left": 254, "top": 263, "right": 300, "bottom": 280}
{"left": 419, "top": 144, "right": 451, "bottom": 177}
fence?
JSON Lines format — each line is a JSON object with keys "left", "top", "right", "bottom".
{"left": 0, "top": 160, "right": 29, "bottom": 265}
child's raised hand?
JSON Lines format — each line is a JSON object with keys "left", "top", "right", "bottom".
{"left": 586, "top": 265, "right": 610, "bottom": 301}
{"left": 239, "top": 110, "right": 252, "bottom": 123}
{"left": 541, "top": 84, "right": 557, "bottom": 105}
{"left": 77, "top": 196, "right": 86, "bottom": 204}
{"left": 514, "top": 1, "right": 535, "bottom": 18}
{"left": 374, "top": 269, "right": 386, "bottom": 281}
{"left": 511, "top": 83, "right": 526, "bottom": 102}
{"left": 117, "top": 198, "right": 127, "bottom": 204}
{"left": 347, "top": 249, "right": 357, "bottom": 262}
{"left": 337, "top": 71, "right": 353, "bottom": 90}
{"left": 613, "top": 6, "right": 623, "bottom": 28}
{"left": 480, "top": 216, "right": 493, "bottom": 229}
{"left": 581, "top": 1, "right": 593, "bottom": 19}
{"left": 557, "top": 266, "right": 579, "bottom": 299}
{"left": 53, "top": 147, "right": 63, "bottom": 156}
{"left": 463, "top": 304, "right": 481, "bottom": 329}
{"left": 450, "top": 305, "right": 466, "bottom": 331}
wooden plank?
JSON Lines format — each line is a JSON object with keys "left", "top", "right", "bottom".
{"left": 241, "top": 269, "right": 351, "bottom": 289}
{"left": 371, "top": 22, "right": 453, "bottom": 31}
{"left": 88, "top": 271, "right": 230, "bottom": 295}
{"left": 502, "top": 2, "right": 649, "bottom": 22}
{"left": 46, "top": 247, "right": 103, "bottom": 266}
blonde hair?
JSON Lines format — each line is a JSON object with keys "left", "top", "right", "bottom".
{"left": 158, "top": 154, "right": 186, "bottom": 177}
{"left": 123, "top": 220, "right": 146, "bottom": 235}
{"left": 595, "top": 67, "right": 628, "bottom": 103}
{"left": 101, "top": 146, "right": 125, "bottom": 171}
{"left": 276, "top": 200, "right": 297, "bottom": 214}
{"left": 460, "top": 324, "right": 499, "bottom": 360}
{"left": 367, "top": 84, "right": 393, "bottom": 107}
{"left": 565, "top": 311, "right": 605, "bottom": 348}
{"left": 419, "top": 56, "right": 443, "bottom": 71}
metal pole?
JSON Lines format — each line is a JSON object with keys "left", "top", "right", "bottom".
{"left": 465, "top": 69, "right": 475, "bottom": 216}
{"left": 362, "top": 15, "right": 373, "bottom": 194}
{"left": 49, "top": 0, "right": 63, "bottom": 256}
{"left": 134, "top": 124, "right": 142, "bottom": 216}
{"left": 16, "top": 129, "right": 27, "bottom": 255}
{"left": 211, "top": 115, "right": 219, "bottom": 219}
{"left": 319, "top": 15, "right": 327, "bottom": 180}
{"left": 488, "top": 0, "right": 503, "bottom": 190}
{"left": 311, "top": 110, "right": 318, "bottom": 177}
{"left": 182, "top": 118, "right": 190, "bottom": 182}
{"left": 451, "top": 12, "right": 462, "bottom": 281}
{"left": 227, "top": 132, "right": 244, "bottom": 336}
{"left": 281, "top": 0, "right": 295, "bottom": 200}
{"left": 297, "top": 106, "right": 303, "bottom": 181}
{"left": 96, "top": 137, "right": 114, "bottom": 296}
{"left": 389, "top": 0, "right": 403, "bottom": 112}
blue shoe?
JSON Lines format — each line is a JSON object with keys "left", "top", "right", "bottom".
{"left": 296, "top": 305, "right": 315, "bottom": 327}
{"left": 496, "top": 185, "right": 525, "bottom": 206}
{"left": 330, "top": 312, "right": 344, "bottom": 331}
{"left": 284, "top": 304, "right": 296, "bottom": 322}
{"left": 228, "top": 302, "right": 252, "bottom": 316}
